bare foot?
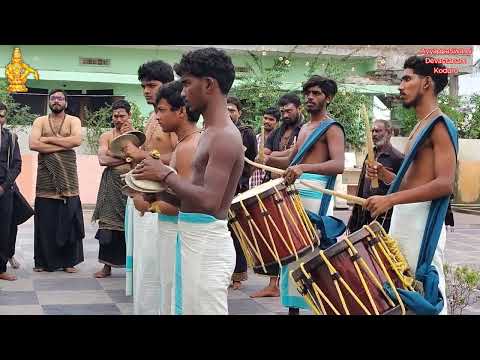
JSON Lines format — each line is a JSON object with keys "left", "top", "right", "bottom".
{"left": 250, "top": 286, "right": 280, "bottom": 298}
{"left": 8, "top": 257, "right": 20, "bottom": 269}
{"left": 94, "top": 266, "right": 111, "bottom": 278}
{"left": 232, "top": 281, "right": 242, "bottom": 290}
{"left": 0, "top": 272, "right": 17, "bottom": 281}
{"left": 64, "top": 267, "right": 78, "bottom": 273}
{"left": 33, "top": 267, "right": 45, "bottom": 272}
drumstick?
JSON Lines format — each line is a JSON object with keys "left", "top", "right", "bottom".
{"left": 361, "top": 104, "right": 379, "bottom": 189}
{"left": 243, "top": 157, "right": 367, "bottom": 206}
{"left": 244, "top": 157, "right": 285, "bottom": 175}
{"left": 299, "top": 180, "right": 367, "bottom": 206}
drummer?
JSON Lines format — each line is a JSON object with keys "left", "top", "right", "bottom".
{"left": 92, "top": 100, "right": 134, "bottom": 278}
{"left": 365, "top": 56, "right": 458, "bottom": 315}
{"left": 265, "top": 75, "right": 345, "bottom": 314}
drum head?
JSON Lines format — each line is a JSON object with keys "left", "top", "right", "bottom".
{"left": 231, "top": 178, "right": 286, "bottom": 205}
{"left": 110, "top": 131, "right": 146, "bottom": 157}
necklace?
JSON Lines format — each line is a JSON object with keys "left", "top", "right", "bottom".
{"left": 404, "top": 107, "right": 440, "bottom": 155}
{"left": 408, "top": 107, "right": 440, "bottom": 140}
{"left": 175, "top": 130, "right": 202, "bottom": 149}
{"left": 48, "top": 113, "right": 66, "bottom": 137}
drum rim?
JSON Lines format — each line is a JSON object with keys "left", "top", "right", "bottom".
{"left": 290, "top": 222, "right": 384, "bottom": 282}
{"left": 230, "top": 181, "right": 290, "bottom": 210}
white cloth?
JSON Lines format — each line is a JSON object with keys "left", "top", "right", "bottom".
{"left": 389, "top": 201, "right": 448, "bottom": 315}
{"left": 133, "top": 211, "right": 162, "bottom": 315}
{"left": 175, "top": 212, "right": 235, "bottom": 315}
{"left": 280, "top": 174, "right": 334, "bottom": 310}
{"left": 156, "top": 214, "right": 178, "bottom": 315}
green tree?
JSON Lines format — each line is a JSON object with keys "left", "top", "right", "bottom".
{"left": 230, "top": 49, "right": 297, "bottom": 131}
{"left": 0, "top": 80, "right": 38, "bottom": 131}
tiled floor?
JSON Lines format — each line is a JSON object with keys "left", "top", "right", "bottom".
{"left": 1, "top": 209, "right": 479, "bottom": 315}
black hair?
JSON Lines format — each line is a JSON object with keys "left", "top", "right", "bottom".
{"left": 173, "top": 47, "right": 235, "bottom": 95}
{"left": 278, "top": 92, "right": 301, "bottom": 108}
{"left": 0, "top": 102, "right": 7, "bottom": 112}
{"left": 137, "top": 60, "right": 174, "bottom": 83}
{"left": 48, "top": 89, "right": 68, "bottom": 100}
{"left": 403, "top": 55, "right": 449, "bottom": 95}
{"left": 227, "top": 96, "right": 242, "bottom": 111}
{"left": 302, "top": 75, "right": 338, "bottom": 99}
{"left": 155, "top": 80, "right": 200, "bottom": 123}
{"left": 112, "top": 99, "right": 131, "bottom": 113}
{"left": 263, "top": 107, "right": 281, "bottom": 122}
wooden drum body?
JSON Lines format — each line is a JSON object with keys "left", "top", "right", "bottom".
{"left": 291, "top": 221, "right": 415, "bottom": 315}
{"left": 228, "top": 178, "right": 319, "bottom": 275}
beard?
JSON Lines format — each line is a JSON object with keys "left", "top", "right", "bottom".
{"left": 282, "top": 115, "right": 298, "bottom": 125}
{"left": 49, "top": 104, "right": 65, "bottom": 114}
{"left": 374, "top": 138, "right": 386, "bottom": 147}
{"left": 306, "top": 102, "right": 324, "bottom": 114}
{"left": 402, "top": 94, "right": 421, "bottom": 109}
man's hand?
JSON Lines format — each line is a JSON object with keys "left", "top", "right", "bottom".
{"left": 132, "top": 194, "right": 151, "bottom": 215}
{"left": 283, "top": 164, "right": 303, "bottom": 185}
{"left": 364, "top": 195, "right": 394, "bottom": 218}
{"left": 122, "top": 142, "right": 140, "bottom": 159}
{"left": 366, "top": 161, "right": 384, "bottom": 181}
{"left": 0, "top": 185, "right": 4, "bottom": 197}
{"left": 256, "top": 153, "right": 270, "bottom": 165}
{"left": 120, "top": 122, "right": 134, "bottom": 134}
{"left": 132, "top": 158, "right": 172, "bottom": 183}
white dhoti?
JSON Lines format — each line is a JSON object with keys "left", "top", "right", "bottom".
{"left": 132, "top": 211, "right": 161, "bottom": 315}
{"left": 157, "top": 214, "right": 178, "bottom": 315}
{"left": 175, "top": 212, "right": 236, "bottom": 315}
{"left": 280, "top": 173, "right": 334, "bottom": 310}
{"left": 389, "top": 201, "right": 447, "bottom": 315}
{"left": 125, "top": 197, "right": 135, "bottom": 296}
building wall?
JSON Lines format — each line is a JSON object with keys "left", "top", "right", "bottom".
{"left": 1, "top": 45, "right": 380, "bottom": 118}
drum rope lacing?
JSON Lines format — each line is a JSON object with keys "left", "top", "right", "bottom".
{"left": 290, "top": 224, "right": 410, "bottom": 315}
{"left": 227, "top": 184, "right": 318, "bottom": 275}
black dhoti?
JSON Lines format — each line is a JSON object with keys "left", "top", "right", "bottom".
{"left": 34, "top": 196, "right": 85, "bottom": 271}
{"left": 0, "top": 190, "right": 17, "bottom": 273}
{"left": 95, "top": 229, "right": 126, "bottom": 267}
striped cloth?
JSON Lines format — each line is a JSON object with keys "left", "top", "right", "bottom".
{"left": 92, "top": 165, "right": 129, "bottom": 231}
{"left": 36, "top": 150, "right": 79, "bottom": 198}
{"left": 249, "top": 133, "right": 266, "bottom": 189}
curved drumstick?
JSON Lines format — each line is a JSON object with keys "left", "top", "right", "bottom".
{"left": 299, "top": 180, "right": 366, "bottom": 206}
{"left": 361, "top": 104, "right": 379, "bottom": 189}
{"left": 243, "top": 157, "right": 367, "bottom": 206}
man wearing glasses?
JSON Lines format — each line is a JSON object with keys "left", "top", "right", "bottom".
{"left": 29, "top": 89, "right": 85, "bottom": 273}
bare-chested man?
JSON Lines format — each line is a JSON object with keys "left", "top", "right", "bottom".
{"left": 266, "top": 75, "right": 345, "bottom": 314}
{"left": 29, "top": 89, "right": 84, "bottom": 273}
{"left": 365, "top": 56, "right": 457, "bottom": 315}
{"left": 92, "top": 100, "right": 134, "bottom": 278}
{"left": 133, "top": 47, "right": 243, "bottom": 315}
{"left": 123, "top": 60, "right": 176, "bottom": 314}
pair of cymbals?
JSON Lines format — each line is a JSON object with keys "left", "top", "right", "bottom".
{"left": 110, "top": 130, "right": 146, "bottom": 158}
{"left": 123, "top": 166, "right": 177, "bottom": 193}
